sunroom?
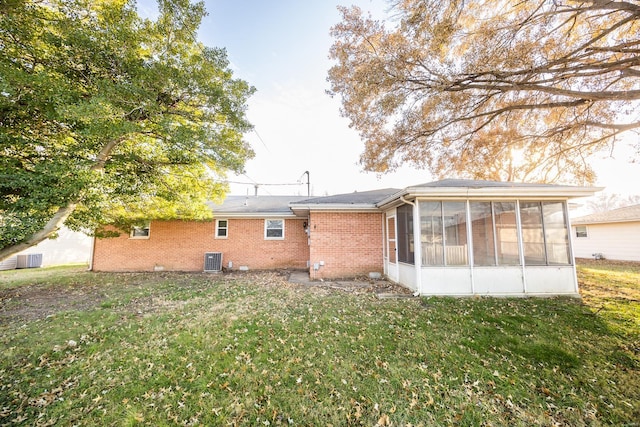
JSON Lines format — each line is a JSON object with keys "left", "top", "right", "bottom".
{"left": 378, "top": 180, "right": 600, "bottom": 296}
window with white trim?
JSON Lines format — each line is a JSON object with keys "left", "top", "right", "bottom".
{"left": 130, "top": 222, "right": 150, "bottom": 239}
{"left": 519, "top": 201, "right": 571, "bottom": 265}
{"left": 216, "top": 219, "right": 228, "bottom": 239}
{"left": 575, "top": 225, "right": 588, "bottom": 238}
{"left": 265, "top": 219, "right": 284, "bottom": 239}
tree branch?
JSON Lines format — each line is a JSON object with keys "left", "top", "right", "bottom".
{"left": 0, "top": 203, "right": 77, "bottom": 262}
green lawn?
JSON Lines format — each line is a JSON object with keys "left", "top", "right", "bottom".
{"left": 0, "top": 263, "right": 638, "bottom": 426}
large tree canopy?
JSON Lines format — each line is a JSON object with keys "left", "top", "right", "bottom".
{"left": 328, "top": 0, "right": 640, "bottom": 183}
{"left": 0, "top": 0, "right": 254, "bottom": 260}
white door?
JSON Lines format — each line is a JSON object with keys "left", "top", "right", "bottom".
{"left": 386, "top": 215, "right": 399, "bottom": 283}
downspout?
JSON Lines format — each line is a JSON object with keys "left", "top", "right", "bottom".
{"left": 401, "top": 196, "right": 421, "bottom": 296}
{"left": 381, "top": 213, "right": 386, "bottom": 277}
{"left": 465, "top": 198, "right": 475, "bottom": 294}
{"left": 515, "top": 200, "right": 527, "bottom": 293}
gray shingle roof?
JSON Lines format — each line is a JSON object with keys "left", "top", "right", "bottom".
{"left": 209, "top": 196, "right": 308, "bottom": 215}
{"left": 294, "top": 188, "right": 401, "bottom": 205}
{"left": 572, "top": 204, "right": 640, "bottom": 224}
{"left": 209, "top": 179, "right": 598, "bottom": 215}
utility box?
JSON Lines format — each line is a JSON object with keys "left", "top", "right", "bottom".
{"left": 16, "top": 254, "right": 43, "bottom": 269}
{"left": 204, "top": 252, "right": 223, "bottom": 272}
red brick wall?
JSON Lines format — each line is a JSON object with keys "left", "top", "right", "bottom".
{"left": 92, "top": 218, "right": 309, "bottom": 272}
{"left": 308, "top": 212, "right": 384, "bottom": 279}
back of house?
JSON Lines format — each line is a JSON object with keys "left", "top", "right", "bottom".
{"left": 91, "top": 179, "right": 600, "bottom": 296}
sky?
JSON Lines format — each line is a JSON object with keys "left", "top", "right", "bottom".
{"left": 139, "top": 0, "right": 639, "bottom": 201}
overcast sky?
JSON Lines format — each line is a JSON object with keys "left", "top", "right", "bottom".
{"left": 139, "top": 0, "right": 639, "bottom": 199}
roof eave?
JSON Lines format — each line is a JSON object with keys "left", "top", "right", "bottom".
{"left": 212, "top": 212, "right": 300, "bottom": 218}
{"left": 288, "top": 203, "right": 381, "bottom": 212}
{"left": 376, "top": 189, "right": 410, "bottom": 209}
{"left": 376, "top": 186, "right": 602, "bottom": 209}
{"left": 572, "top": 218, "right": 640, "bottom": 225}
{"left": 405, "top": 186, "right": 602, "bottom": 199}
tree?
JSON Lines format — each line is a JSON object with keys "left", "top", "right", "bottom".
{"left": 586, "top": 192, "right": 640, "bottom": 212}
{"left": 0, "top": 0, "right": 254, "bottom": 261}
{"left": 328, "top": 0, "right": 640, "bottom": 183}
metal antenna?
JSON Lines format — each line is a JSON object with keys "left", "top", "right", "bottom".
{"left": 301, "top": 171, "right": 310, "bottom": 197}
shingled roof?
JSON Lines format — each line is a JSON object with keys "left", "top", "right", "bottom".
{"left": 572, "top": 204, "right": 640, "bottom": 225}
{"left": 209, "top": 179, "right": 600, "bottom": 216}
{"left": 209, "top": 195, "right": 308, "bottom": 216}
{"left": 294, "top": 188, "right": 400, "bottom": 206}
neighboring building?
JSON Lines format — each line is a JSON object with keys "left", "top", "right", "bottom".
{"left": 571, "top": 204, "right": 640, "bottom": 262}
{"left": 91, "top": 179, "right": 599, "bottom": 296}
{"left": 0, "top": 227, "right": 91, "bottom": 270}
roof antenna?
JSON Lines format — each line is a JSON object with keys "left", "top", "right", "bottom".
{"left": 299, "top": 171, "right": 310, "bottom": 197}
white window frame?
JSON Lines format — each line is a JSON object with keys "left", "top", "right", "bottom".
{"left": 575, "top": 225, "right": 588, "bottom": 238}
{"left": 215, "top": 219, "right": 228, "bottom": 239}
{"left": 130, "top": 222, "right": 150, "bottom": 239}
{"left": 264, "top": 219, "right": 285, "bottom": 240}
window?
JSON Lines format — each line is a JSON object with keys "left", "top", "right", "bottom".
{"left": 443, "top": 202, "right": 469, "bottom": 265}
{"left": 494, "top": 202, "right": 520, "bottom": 265}
{"left": 387, "top": 216, "right": 397, "bottom": 264}
{"left": 470, "top": 202, "right": 520, "bottom": 266}
{"left": 420, "top": 202, "right": 444, "bottom": 265}
{"left": 397, "top": 204, "right": 414, "bottom": 264}
{"left": 216, "top": 219, "right": 228, "bottom": 239}
{"left": 130, "top": 222, "right": 150, "bottom": 239}
{"left": 393, "top": 200, "right": 572, "bottom": 268}
{"left": 418, "top": 202, "right": 469, "bottom": 266}
{"left": 518, "top": 201, "right": 571, "bottom": 266}
{"left": 543, "top": 202, "right": 570, "bottom": 264}
{"left": 470, "top": 202, "right": 496, "bottom": 266}
{"left": 265, "top": 219, "right": 284, "bottom": 239}
{"left": 519, "top": 202, "right": 546, "bottom": 265}
{"left": 575, "top": 225, "right": 588, "bottom": 238}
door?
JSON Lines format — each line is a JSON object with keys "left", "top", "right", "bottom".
{"left": 386, "top": 215, "right": 399, "bottom": 283}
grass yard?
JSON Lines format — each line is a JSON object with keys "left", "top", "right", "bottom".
{"left": 0, "top": 262, "right": 638, "bottom": 426}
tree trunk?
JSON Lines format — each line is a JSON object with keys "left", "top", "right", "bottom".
{"left": 0, "top": 203, "right": 78, "bottom": 262}
{"left": 0, "top": 137, "right": 122, "bottom": 263}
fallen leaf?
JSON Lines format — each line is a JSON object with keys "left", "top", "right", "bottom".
{"left": 377, "top": 413, "right": 390, "bottom": 426}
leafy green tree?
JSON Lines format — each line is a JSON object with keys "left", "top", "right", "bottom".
{"left": 0, "top": 0, "right": 254, "bottom": 261}
{"left": 328, "top": 0, "right": 640, "bottom": 183}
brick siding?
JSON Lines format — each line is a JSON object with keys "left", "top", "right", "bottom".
{"left": 92, "top": 218, "right": 309, "bottom": 272}
{"left": 308, "top": 212, "right": 384, "bottom": 279}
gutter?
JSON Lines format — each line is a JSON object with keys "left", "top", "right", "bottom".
{"left": 288, "top": 203, "right": 381, "bottom": 212}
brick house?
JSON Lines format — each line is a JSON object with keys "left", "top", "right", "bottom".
{"left": 91, "top": 179, "right": 599, "bottom": 296}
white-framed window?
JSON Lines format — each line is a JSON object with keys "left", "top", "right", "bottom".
{"left": 216, "top": 219, "right": 228, "bottom": 239}
{"left": 130, "top": 222, "right": 150, "bottom": 239}
{"left": 575, "top": 225, "right": 588, "bottom": 238}
{"left": 265, "top": 219, "right": 284, "bottom": 240}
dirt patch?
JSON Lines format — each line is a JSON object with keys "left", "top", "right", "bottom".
{"left": 0, "top": 270, "right": 414, "bottom": 324}
{"left": 310, "top": 279, "right": 414, "bottom": 295}
{"left": 0, "top": 282, "right": 108, "bottom": 323}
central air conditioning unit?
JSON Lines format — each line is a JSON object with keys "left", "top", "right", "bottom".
{"left": 16, "top": 254, "right": 43, "bottom": 269}
{"left": 204, "top": 252, "right": 223, "bottom": 272}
